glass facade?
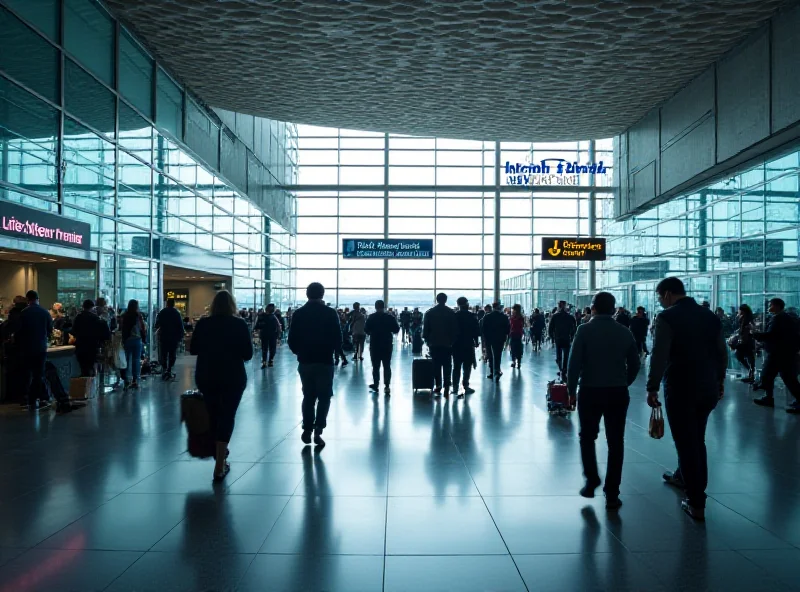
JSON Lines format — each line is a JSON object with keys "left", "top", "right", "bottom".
{"left": 0, "top": 0, "right": 297, "bottom": 341}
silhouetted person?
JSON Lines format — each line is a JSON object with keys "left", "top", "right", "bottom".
{"left": 732, "top": 304, "right": 756, "bottom": 383}
{"left": 452, "top": 297, "right": 479, "bottom": 398}
{"left": 190, "top": 290, "right": 253, "bottom": 480}
{"left": 155, "top": 297, "right": 185, "bottom": 379}
{"left": 482, "top": 302, "right": 510, "bottom": 382}
{"left": 72, "top": 299, "right": 111, "bottom": 377}
{"left": 752, "top": 298, "right": 800, "bottom": 413}
{"left": 18, "top": 290, "right": 54, "bottom": 410}
{"left": 364, "top": 300, "right": 399, "bottom": 395}
{"left": 400, "top": 306, "right": 412, "bottom": 344}
{"left": 629, "top": 306, "right": 650, "bottom": 356}
{"left": 288, "top": 283, "right": 342, "bottom": 447}
{"left": 567, "top": 292, "right": 640, "bottom": 510}
{"left": 529, "top": 308, "right": 546, "bottom": 352}
{"left": 647, "top": 277, "right": 727, "bottom": 521}
{"left": 423, "top": 293, "right": 458, "bottom": 396}
{"left": 120, "top": 299, "right": 147, "bottom": 389}
{"left": 350, "top": 303, "right": 367, "bottom": 362}
{"left": 254, "top": 303, "right": 281, "bottom": 368}
{"left": 549, "top": 300, "right": 577, "bottom": 376}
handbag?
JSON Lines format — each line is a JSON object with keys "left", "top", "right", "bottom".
{"left": 649, "top": 407, "right": 665, "bottom": 439}
{"left": 727, "top": 332, "right": 741, "bottom": 350}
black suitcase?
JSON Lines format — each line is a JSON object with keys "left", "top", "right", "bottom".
{"left": 412, "top": 358, "right": 434, "bottom": 392}
{"left": 412, "top": 329, "right": 423, "bottom": 354}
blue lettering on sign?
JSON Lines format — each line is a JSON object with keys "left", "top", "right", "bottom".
{"left": 503, "top": 158, "right": 607, "bottom": 186}
{"left": 343, "top": 238, "right": 434, "bottom": 259}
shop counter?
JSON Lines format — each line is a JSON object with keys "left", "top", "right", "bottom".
{"left": 46, "top": 346, "right": 80, "bottom": 393}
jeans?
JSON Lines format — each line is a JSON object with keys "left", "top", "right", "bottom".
{"left": 555, "top": 339, "right": 572, "bottom": 374}
{"left": 578, "top": 387, "right": 630, "bottom": 497}
{"left": 759, "top": 353, "right": 800, "bottom": 401}
{"left": 298, "top": 363, "right": 334, "bottom": 432}
{"left": 124, "top": 337, "right": 143, "bottom": 383}
{"left": 429, "top": 346, "right": 453, "bottom": 390}
{"left": 452, "top": 346, "right": 475, "bottom": 389}
{"left": 485, "top": 340, "right": 504, "bottom": 376}
{"left": 370, "top": 347, "right": 392, "bottom": 386}
{"left": 203, "top": 388, "right": 243, "bottom": 443}
{"left": 261, "top": 336, "right": 277, "bottom": 363}
{"left": 160, "top": 340, "right": 178, "bottom": 373}
{"left": 21, "top": 351, "right": 47, "bottom": 406}
{"left": 665, "top": 391, "right": 717, "bottom": 508}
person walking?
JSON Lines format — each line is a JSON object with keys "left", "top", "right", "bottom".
{"left": 120, "top": 300, "right": 147, "bottom": 390}
{"left": 72, "top": 299, "right": 111, "bottom": 377}
{"left": 549, "top": 300, "right": 577, "bottom": 377}
{"left": 155, "top": 298, "right": 185, "bottom": 379}
{"left": 288, "top": 283, "right": 342, "bottom": 447}
{"left": 567, "top": 292, "right": 640, "bottom": 510}
{"left": 530, "top": 308, "right": 546, "bottom": 352}
{"left": 647, "top": 277, "right": 727, "bottom": 521}
{"left": 630, "top": 306, "right": 650, "bottom": 357}
{"left": 254, "top": 303, "right": 282, "bottom": 369}
{"left": 509, "top": 304, "right": 525, "bottom": 369}
{"left": 452, "top": 297, "right": 479, "bottom": 398}
{"left": 190, "top": 290, "right": 253, "bottom": 480}
{"left": 731, "top": 304, "right": 756, "bottom": 383}
{"left": 423, "top": 293, "right": 458, "bottom": 397}
{"left": 350, "top": 303, "right": 367, "bottom": 362}
{"left": 614, "top": 306, "right": 631, "bottom": 328}
{"left": 752, "top": 298, "right": 800, "bottom": 413}
{"left": 400, "top": 307, "right": 412, "bottom": 344}
{"left": 482, "top": 302, "right": 510, "bottom": 382}
{"left": 17, "top": 290, "right": 54, "bottom": 410}
{"left": 364, "top": 300, "right": 400, "bottom": 395}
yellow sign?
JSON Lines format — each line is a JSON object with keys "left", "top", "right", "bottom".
{"left": 541, "top": 237, "right": 606, "bottom": 261}
{"left": 165, "top": 290, "right": 189, "bottom": 300}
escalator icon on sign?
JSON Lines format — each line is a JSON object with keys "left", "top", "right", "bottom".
{"left": 547, "top": 240, "right": 561, "bottom": 257}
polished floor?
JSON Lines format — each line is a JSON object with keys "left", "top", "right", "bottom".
{"left": 1, "top": 340, "right": 799, "bottom": 592}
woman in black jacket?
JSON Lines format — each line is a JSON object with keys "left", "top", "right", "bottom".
{"left": 190, "top": 290, "right": 253, "bottom": 480}
{"left": 733, "top": 304, "right": 756, "bottom": 383}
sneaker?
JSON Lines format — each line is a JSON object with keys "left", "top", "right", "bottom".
{"left": 301, "top": 430, "right": 312, "bottom": 444}
{"left": 464, "top": 387, "right": 475, "bottom": 395}
{"left": 753, "top": 395, "right": 775, "bottom": 408}
{"left": 314, "top": 432, "right": 326, "bottom": 447}
{"left": 384, "top": 386, "right": 391, "bottom": 396}
{"left": 681, "top": 499, "right": 705, "bottom": 521}
{"left": 443, "top": 389, "right": 450, "bottom": 398}
{"left": 130, "top": 382, "right": 139, "bottom": 390}
{"left": 786, "top": 402, "right": 800, "bottom": 415}
{"left": 606, "top": 496, "right": 623, "bottom": 510}
{"left": 268, "top": 360, "right": 274, "bottom": 368}
{"left": 579, "top": 479, "right": 601, "bottom": 498}
{"left": 261, "top": 362, "right": 267, "bottom": 369}
{"left": 663, "top": 470, "right": 686, "bottom": 489}
{"left": 457, "top": 393, "right": 464, "bottom": 399}
{"left": 352, "top": 356, "right": 358, "bottom": 362}
{"left": 495, "top": 372, "right": 503, "bottom": 382}
{"left": 369, "top": 384, "right": 379, "bottom": 392}
{"left": 359, "top": 357, "right": 364, "bottom": 361}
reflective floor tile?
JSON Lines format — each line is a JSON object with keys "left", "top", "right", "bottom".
{"left": 739, "top": 549, "right": 800, "bottom": 590}
{"left": 38, "top": 494, "right": 188, "bottom": 551}
{"left": 259, "top": 496, "right": 386, "bottom": 555}
{"left": 0, "top": 493, "right": 107, "bottom": 548}
{"left": 105, "top": 551, "right": 254, "bottom": 592}
{"left": 712, "top": 492, "right": 800, "bottom": 547}
{"left": 239, "top": 554, "right": 384, "bottom": 592}
{"left": 387, "top": 461, "right": 480, "bottom": 496}
{"left": 125, "top": 461, "right": 254, "bottom": 494}
{"left": 0, "top": 548, "right": 25, "bottom": 568}
{"left": 226, "top": 463, "right": 305, "bottom": 495}
{"left": 485, "top": 497, "right": 625, "bottom": 554}
{"left": 386, "top": 497, "right": 506, "bottom": 555}
{"left": 384, "top": 555, "right": 526, "bottom": 592}
{"left": 152, "top": 494, "right": 290, "bottom": 554}
{"left": 52, "top": 460, "right": 171, "bottom": 495}
{"left": 0, "top": 549, "right": 141, "bottom": 592}
{"left": 469, "top": 462, "right": 585, "bottom": 496}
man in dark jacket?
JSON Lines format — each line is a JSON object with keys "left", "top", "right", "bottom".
{"left": 452, "top": 297, "right": 480, "bottom": 398}
{"left": 567, "top": 292, "right": 640, "bottom": 509}
{"left": 614, "top": 307, "right": 631, "bottom": 328}
{"left": 18, "top": 290, "right": 54, "bottom": 410}
{"left": 752, "top": 298, "right": 800, "bottom": 413}
{"left": 481, "top": 302, "right": 510, "bottom": 382}
{"left": 254, "top": 303, "right": 281, "bottom": 369}
{"left": 288, "top": 283, "right": 342, "bottom": 447}
{"left": 629, "top": 306, "right": 650, "bottom": 356}
{"left": 647, "top": 277, "right": 727, "bottom": 521}
{"left": 72, "top": 299, "right": 112, "bottom": 377}
{"left": 399, "top": 307, "right": 412, "bottom": 344}
{"left": 423, "top": 293, "right": 458, "bottom": 396}
{"left": 549, "top": 300, "right": 577, "bottom": 376}
{"left": 155, "top": 298, "right": 185, "bottom": 379}
{"left": 364, "top": 300, "right": 400, "bottom": 395}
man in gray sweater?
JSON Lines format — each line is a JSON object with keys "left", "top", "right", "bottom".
{"left": 567, "top": 291, "right": 640, "bottom": 510}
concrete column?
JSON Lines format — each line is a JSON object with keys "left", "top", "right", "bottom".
{"left": 493, "top": 141, "right": 501, "bottom": 303}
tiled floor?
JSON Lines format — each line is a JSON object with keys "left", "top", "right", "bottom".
{"left": 1, "top": 340, "right": 799, "bottom": 591}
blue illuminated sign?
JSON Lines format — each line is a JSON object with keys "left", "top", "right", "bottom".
{"left": 343, "top": 238, "right": 433, "bottom": 259}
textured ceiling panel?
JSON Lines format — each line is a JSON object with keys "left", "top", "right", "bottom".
{"left": 105, "top": 0, "right": 787, "bottom": 141}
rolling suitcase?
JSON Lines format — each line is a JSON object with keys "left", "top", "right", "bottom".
{"left": 181, "top": 390, "right": 215, "bottom": 458}
{"left": 412, "top": 358, "right": 434, "bottom": 393}
{"left": 546, "top": 379, "right": 575, "bottom": 416}
{"left": 412, "top": 328, "right": 423, "bottom": 354}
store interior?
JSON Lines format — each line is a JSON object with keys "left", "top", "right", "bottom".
{"left": 162, "top": 264, "right": 231, "bottom": 319}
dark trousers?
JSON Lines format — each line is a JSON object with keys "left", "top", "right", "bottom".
{"left": 298, "top": 363, "right": 334, "bottom": 432}
{"left": 759, "top": 353, "right": 800, "bottom": 401}
{"left": 510, "top": 335, "right": 523, "bottom": 362}
{"left": 555, "top": 339, "right": 572, "bottom": 374}
{"left": 21, "top": 351, "right": 47, "bottom": 406}
{"left": 452, "top": 346, "right": 475, "bottom": 389}
{"left": 203, "top": 388, "right": 243, "bottom": 443}
{"left": 485, "top": 340, "right": 504, "bottom": 375}
{"left": 353, "top": 335, "right": 366, "bottom": 358}
{"left": 735, "top": 346, "right": 755, "bottom": 375}
{"left": 635, "top": 337, "right": 649, "bottom": 355}
{"left": 161, "top": 341, "right": 178, "bottom": 373}
{"left": 76, "top": 349, "right": 97, "bottom": 377}
{"left": 429, "top": 346, "right": 453, "bottom": 390}
{"left": 578, "top": 387, "right": 630, "bottom": 497}
{"left": 370, "top": 347, "right": 392, "bottom": 386}
{"left": 261, "top": 337, "right": 277, "bottom": 363}
{"left": 665, "top": 392, "right": 717, "bottom": 508}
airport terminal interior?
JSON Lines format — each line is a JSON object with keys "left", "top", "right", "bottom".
{"left": 1, "top": 0, "right": 800, "bottom": 590}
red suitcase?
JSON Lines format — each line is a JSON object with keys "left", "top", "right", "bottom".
{"left": 546, "top": 380, "right": 575, "bottom": 415}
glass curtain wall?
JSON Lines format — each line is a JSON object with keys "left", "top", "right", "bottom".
{"left": 294, "top": 125, "right": 613, "bottom": 310}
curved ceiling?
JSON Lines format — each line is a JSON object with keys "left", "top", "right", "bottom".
{"left": 106, "top": 0, "right": 786, "bottom": 141}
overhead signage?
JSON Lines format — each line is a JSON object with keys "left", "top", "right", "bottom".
{"left": 505, "top": 158, "right": 607, "bottom": 187}
{"left": 542, "top": 237, "right": 606, "bottom": 261}
{"left": 165, "top": 289, "right": 189, "bottom": 301}
{"left": 720, "top": 240, "right": 783, "bottom": 263}
{"left": 343, "top": 238, "right": 433, "bottom": 259}
{"left": 0, "top": 201, "right": 91, "bottom": 251}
